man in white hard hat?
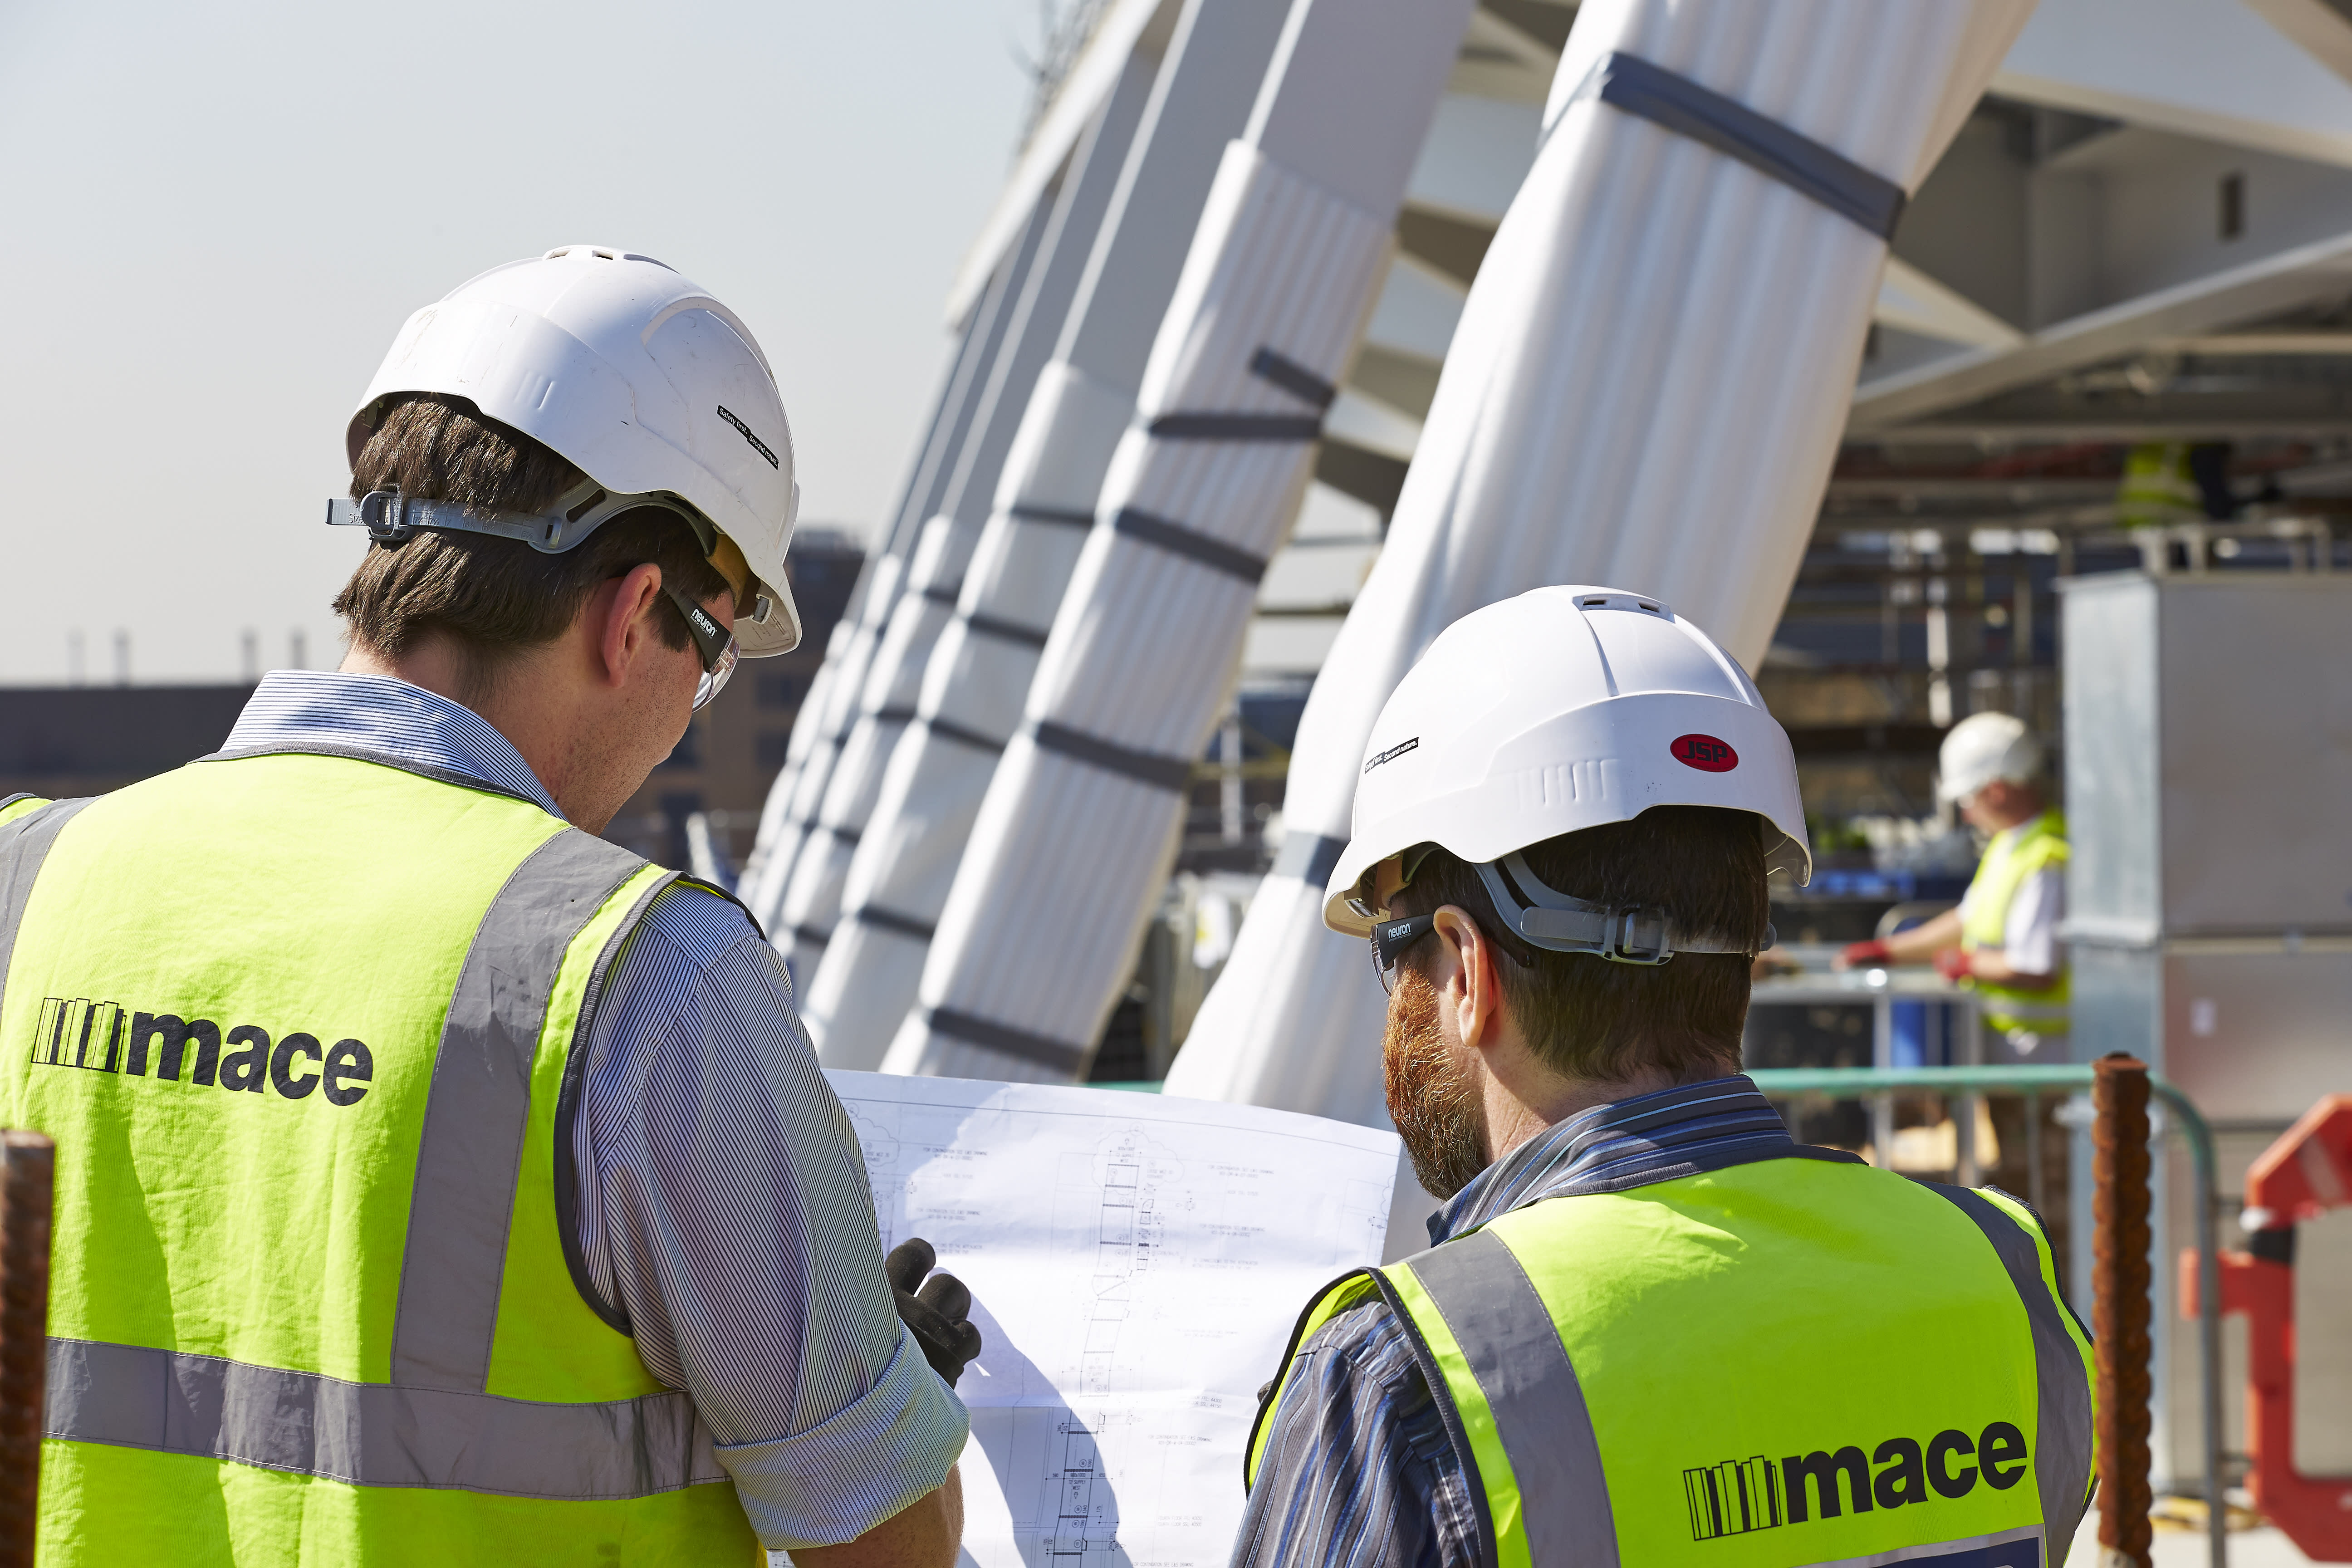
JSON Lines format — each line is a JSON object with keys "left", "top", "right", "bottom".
{"left": 1235, "top": 588, "right": 2092, "bottom": 1568}
{"left": 1835, "top": 711, "right": 2069, "bottom": 1055}
{"left": 0, "top": 248, "right": 973, "bottom": 1564}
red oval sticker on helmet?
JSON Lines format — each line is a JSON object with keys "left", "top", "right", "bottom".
{"left": 1671, "top": 734, "right": 1738, "bottom": 772}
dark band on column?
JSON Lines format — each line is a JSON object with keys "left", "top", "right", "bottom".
{"left": 1007, "top": 503, "right": 1097, "bottom": 528}
{"left": 1108, "top": 508, "right": 1269, "bottom": 584}
{"left": 1030, "top": 720, "right": 1194, "bottom": 792}
{"left": 1571, "top": 50, "right": 1906, "bottom": 239}
{"left": 1147, "top": 412, "right": 1324, "bottom": 441}
{"left": 1250, "top": 347, "right": 1338, "bottom": 410}
{"left": 920, "top": 714, "right": 1008, "bottom": 755}
{"left": 960, "top": 610, "right": 1051, "bottom": 650}
{"left": 1143, "top": 341, "right": 1338, "bottom": 438}
{"left": 923, "top": 1006, "right": 1088, "bottom": 1074}
{"left": 846, "top": 905, "right": 937, "bottom": 942}
{"left": 1301, "top": 833, "right": 1349, "bottom": 891}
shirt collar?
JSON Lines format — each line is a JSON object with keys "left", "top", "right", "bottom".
{"left": 220, "top": 670, "right": 563, "bottom": 819}
{"left": 1426, "top": 1073, "right": 1807, "bottom": 1246}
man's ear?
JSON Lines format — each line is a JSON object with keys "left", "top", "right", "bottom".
{"left": 595, "top": 564, "right": 667, "bottom": 688}
{"left": 1431, "top": 904, "right": 1504, "bottom": 1052}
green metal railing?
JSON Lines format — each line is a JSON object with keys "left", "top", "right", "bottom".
{"left": 1748, "top": 1066, "right": 2225, "bottom": 1568}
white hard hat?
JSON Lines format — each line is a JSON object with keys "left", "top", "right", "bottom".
{"left": 1323, "top": 587, "right": 1810, "bottom": 946}
{"left": 339, "top": 245, "right": 803, "bottom": 654}
{"left": 1938, "top": 711, "right": 2041, "bottom": 803}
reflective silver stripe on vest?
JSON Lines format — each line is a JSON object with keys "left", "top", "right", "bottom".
{"left": 44, "top": 1337, "right": 725, "bottom": 1498}
{"left": 1405, "top": 1227, "right": 1622, "bottom": 1568}
{"left": 0, "top": 799, "right": 96, "bottom": 1013}
{"left": 392, "top": 829, "right": 664, "bottom": 1391}
{"left": 1932, "top": 1187, "right": 2095, "bottom": 1563}
{"left": 1809, "top": 1522, "right": 2046, "bottom": 1568}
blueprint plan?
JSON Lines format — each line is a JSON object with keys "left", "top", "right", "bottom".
{"left": 822, "top": 1071, "right": 1401, "bottom": 1568}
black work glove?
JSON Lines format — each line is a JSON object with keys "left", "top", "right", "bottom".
{"left": 886, "top": 1237, "right": 984, "bottom": 1388}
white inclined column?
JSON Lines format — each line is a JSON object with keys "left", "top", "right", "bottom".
{"left": 741, "top": 191, "right": 1053, "bottom": 950}
{"left": 1166, "top": 0, "right": 2034, "bottom": 1123}
{"left": 764, "top": 74, "right": 1133, "bottom": 974}
{"left": 802, "top": 0, "right": 1305, "bottom": 1067}
{"left": 882, "top": 0, "right": 1478, "bottom": 1083}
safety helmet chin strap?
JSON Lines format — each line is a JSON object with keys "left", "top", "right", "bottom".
{"left": 1474, "top": 852, "right": 1774, "bottom": 968}
{"left": 325, "top": 481, "right": 780, "bottom": 629}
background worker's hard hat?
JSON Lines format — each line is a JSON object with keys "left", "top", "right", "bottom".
{"left": 1938, "top": 711, "right": 2042, "bottom": 803}
{"left": 1322, "top": 586, "right": 1812, "bottom": 938}
{"left": 347, "top": 245, "right": 804, "bottom": 655}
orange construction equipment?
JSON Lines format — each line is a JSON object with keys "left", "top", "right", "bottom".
{"left": 2182, "top": 1094, "right": 2352, "bottom": 1562}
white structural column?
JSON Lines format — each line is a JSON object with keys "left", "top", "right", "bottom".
{"left": 1166, "top": 0, "right": 2032, "bottom": 1122}
{"left": 882, "top": 0, "right": 1476, "bottom": 1083}
{"left": 763, "top": 115, "right": 1114, "bottom": 968}
{"left": 741, "top": 199, "right": 1051, "bottom": 946}
{"left": 737, "top": 329, "right": 984, "bottom": 931}
{"left": 803, "top": 0, "right": 1303, "bottom": 1067}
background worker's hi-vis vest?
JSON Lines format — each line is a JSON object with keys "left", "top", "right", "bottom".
{"left": 1249, "top": 1156, "right": 2095, "bottom": 1568}
{"left": 1960, "top": 809, "right": 2070, "bottom": 1044}
{"left": 0, "top": 753, "right": 760, "bottom": 1565}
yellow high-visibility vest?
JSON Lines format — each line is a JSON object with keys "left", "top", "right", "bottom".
{"left": 0, "top": 753, "right": 760, "bottom": 1565}
{"left": 1961, "top": 808, "right": 2070, "bottom": 1040}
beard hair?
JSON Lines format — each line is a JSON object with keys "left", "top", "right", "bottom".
{"left": 1382, "top": 966, "right": 1490, "bottom": 1200}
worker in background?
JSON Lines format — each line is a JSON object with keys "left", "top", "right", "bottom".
{"left": 1236, "top": 588, "right": 2092, "bottom": 1568}
{"left": 1837, "top": 711, "right": 2068, "bottom": 1057}
{"left": 0, "top": 248, "right": 980, "bottom": 1565}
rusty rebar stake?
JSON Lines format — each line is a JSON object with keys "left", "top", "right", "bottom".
{"left": 0, "top": 1132, "right": 54, "bottom": 1568}
{"left": 2095, "top": 1054, "right": 2154, "bottom": 1568}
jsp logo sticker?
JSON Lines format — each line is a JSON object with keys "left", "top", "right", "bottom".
{"left": 1671, "top": 734, "right": 1738, "bottom": 772}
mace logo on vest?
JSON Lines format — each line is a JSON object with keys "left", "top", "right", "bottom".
{"left": 1684, "top": 1422, "right": 2031, "bottom": 1542}
{"left": 30, "top": 996, "right": 373, "bottom": 1106}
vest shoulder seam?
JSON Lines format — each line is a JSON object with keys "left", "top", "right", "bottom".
{"left": 198, "top": 744, "right": 553, "bottom": 813}
{"left": 554, "top": 869, "right": 686, "bottom": 1337}
{"left": 1364, "top": 1265, "right": 1502, "bottom": 1568}
{"left": 1471, "top": 1141, "right": 1867, "bottom": 1213}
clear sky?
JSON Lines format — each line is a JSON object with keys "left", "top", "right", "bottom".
{"left": 0, "top": 0, "right": 1039, "bottom": 683}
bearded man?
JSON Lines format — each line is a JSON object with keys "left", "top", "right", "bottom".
{"left": 1231, "top": 587, "right": 2094, "bottom": 1568}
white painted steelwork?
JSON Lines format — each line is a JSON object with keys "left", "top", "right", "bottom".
{"left": 1167, "top": 0, "right": 2032, "bottom": 1123}
{"left": 881, "top": 0, "right": 1476, "bottom": 1083}
{"left": 799, "top": 0, "right": 1344, "bottom": 1065}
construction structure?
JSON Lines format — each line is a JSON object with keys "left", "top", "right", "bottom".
{"left": 739, "top": 0, "right": 2352, "bottom": 1516}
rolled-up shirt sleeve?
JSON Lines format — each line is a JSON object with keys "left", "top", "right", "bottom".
{"left": 570, "top": 887, "right": 967, "bottom": 1550}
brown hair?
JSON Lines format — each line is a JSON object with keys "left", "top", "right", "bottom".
{"left": 1393, "top": 806, "right": 1767, "bottom": 1082}
{"left": 332, "top": 395, "right": 730, "bottom": 702}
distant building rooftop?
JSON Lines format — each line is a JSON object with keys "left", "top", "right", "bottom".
{"left": 0, "top": 529, "right": 871, "bottom": 875}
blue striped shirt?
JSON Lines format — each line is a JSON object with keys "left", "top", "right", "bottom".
{"left": 1232, "top": 1076, "right": 1855, "bottom": 1568}
{"left": 221, "top": 671, "right": 967, "bottom": 1552}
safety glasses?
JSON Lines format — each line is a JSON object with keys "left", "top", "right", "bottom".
{"left": 663, "top": 583, "right": 740, "bottom": 711}
{"left": 1368, "top": 913, "right": 1437, "bottom": 995}
{"left": 1346, "top": 842, "right": 1440, "bottom": 922}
